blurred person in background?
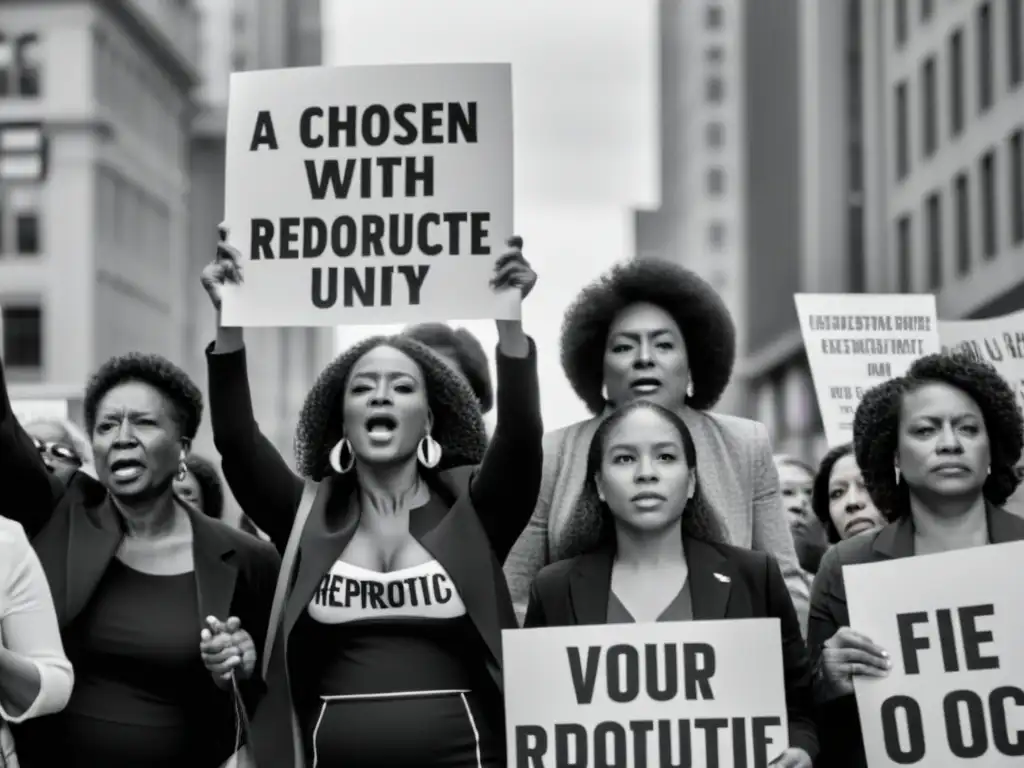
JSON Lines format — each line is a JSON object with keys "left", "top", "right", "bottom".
{"left": 0, "top": 352, "right": 280, "bottom": 768}
{"left": 1, "top": 516, "right": 74, "bottom": 768}
{"left": 810, "top": 443, "right": 886, "bottom": 544}
{"left": 524, "top": 401, "right": 816, "bottom": 768}
{"left": 403, "top": 323, "right": 494, "bottom": 415}
{"left": 808, "top": 354, "right": 1024, "bottom": 768}
{"left": 23, "top": 419, "right": 94, "bottom": 485}
{"left": 504, "top": 259, "right": 809, "bottom": 625}
{"left": 775, "top": 454, "right": 827, "bottom": 576}
{"left": 175, "top": 454, "right": 271, "bottom": 542}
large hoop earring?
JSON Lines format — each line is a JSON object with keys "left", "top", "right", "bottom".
{"left": 329, "top": 438, "right": 355, "bottom": 474}
{"left": 417, "top": 434, "right": 443, "bottom": 469}
{"left": 176, "top": 460, "right": 188, "bottom": 482}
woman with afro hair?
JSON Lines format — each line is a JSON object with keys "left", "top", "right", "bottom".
{"left": 503, "top": 258, "right": 810, "bottom": 627}
{"left": 808, "top": 353, "right": 1024, "bottom": 768}
{"left": 0, "top": 352, "right": 281, "bottom": 768}
{"left": 202, "top": 229, "right": 542, "bottom": 768}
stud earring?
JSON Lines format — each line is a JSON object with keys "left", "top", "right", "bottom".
{"left": 686, "top": 380, "right": 695, "bottom": 399}
{"left": 329, "top": 438, "right": 355, "bottom": 474}
{"left": 417, "top": 433, "right": 443, "bottom": 469}
{"left": 894, "top": 466, "right": 901, "bottom": 485}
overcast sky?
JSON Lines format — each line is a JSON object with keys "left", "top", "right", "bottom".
{"left": 323, "top": 0, "right": 658, "bottom": 430}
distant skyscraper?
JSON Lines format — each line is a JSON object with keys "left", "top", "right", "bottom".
{"left": 0, "top": 0, "right": 200, "bottom": 419}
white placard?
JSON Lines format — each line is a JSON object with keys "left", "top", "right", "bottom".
{"left": 940, "top": 309, "right": 1024, "bottom": 414}
{"left": 222, "top": 63, "right": 515, "bottom": 327}
{"left": 845, "top": 541, "right": 1024, "bottom": 767}
{"left": 795, "top": 294, "right": 941, "bottom": 447}
{"left": 503, "top": 620, "right": 789, "bottom": 767}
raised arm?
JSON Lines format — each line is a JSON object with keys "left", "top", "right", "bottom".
{"left": 467, "top": 238, "right": 544, "bottom": 562}
{"left": 202, "top": 232, "right": 303, "bottom": 550}
{"left": 0, "top": 358, "right": 64, "bottom": 537}
{"left": 0, "top": 522, "right": 73, "bottom": 721}
{"left": 749, "top": 422, "right": 812, "bottom": 633}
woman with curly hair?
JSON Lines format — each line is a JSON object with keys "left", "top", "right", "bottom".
{"left": 202, "top": 229, "right": 542, "bottom": 768}
{"left": 403, "top": 323, "right": 494, "bottom": 415}
{"left": 525, "top": 401, "right": 817, "bottom": 768}
{"left": 0, "top": 352, "right": 281, "bottom": 768}
{"left": 810, "top": 443, "right": 885, "bottom": 544}
{"left": 807, "top": 353, "right": 1024, "bottom": 768}
{"left": 504, "top": 258, "right": 809, "bottom": 626}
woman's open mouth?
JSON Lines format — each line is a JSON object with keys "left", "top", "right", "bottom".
{"left": 109, "top": 458, "right": 146, "bottom": 481}
{"left": 364, "top": 414, "right": 399, "bottom": 444}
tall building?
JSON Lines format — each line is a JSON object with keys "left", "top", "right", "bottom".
{"left": 740, "top": 0, "right": 1024, "bottom": 461}
{"left": 636, "top": 0, "right": 748, "bottom": 413}
{"left": 186, "top": 0, "right": 331, "bottom": 488}
{"left": 0, "top": 0, "right": 199, "bottom": 417}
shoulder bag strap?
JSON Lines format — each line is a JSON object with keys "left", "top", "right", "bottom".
{"left": 261, "top": 479, "right": 320, "bottom": 679}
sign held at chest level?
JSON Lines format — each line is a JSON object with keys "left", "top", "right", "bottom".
{"left": 221, "top": 62, "right": 514, "bottom": 327}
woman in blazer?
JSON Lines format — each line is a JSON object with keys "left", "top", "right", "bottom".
{"left": 0, "top": 352, "right": 280, "bottom": 768}
{"left": 809, "top": 354, "right": 1024, "bottom": 768}
{"left": 504, "top": 258, "right": 809, "bottom": 627}
{"left": 202, "top": 232, "right": 543, "bottom": 767}
{"left": 524, "top": 401, "right": 817, "bottom": 767}
{"left": 1, "top": 517, "right": 73, "bottom": 768}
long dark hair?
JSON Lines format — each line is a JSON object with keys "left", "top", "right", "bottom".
{"left": 564, "top": 400, "right": 730, "bottom": 557}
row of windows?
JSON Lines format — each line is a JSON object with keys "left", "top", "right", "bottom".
{"left": 2, "top": 304, "right": 42, "bottom": 370}
{"left": 895, "top": 1, "right": 1023, "bottom": 181}
{"left": 96, "top": 168, "right": 172, "bottom": 260}
{"left": 0, "top": 32, "right": 41, "bottom": 98}
{"left": 704, "top": 4, "right": 729, "bottom": 253}
{"left": 0, "top": 191, "right": 40, "bottom": 256}
{"left": 895, "top": 127, "right": 1024, "bottom": 291}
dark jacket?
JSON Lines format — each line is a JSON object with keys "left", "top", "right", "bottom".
{"left": 205, "top": 339, "right": 543, "bottom": 768}
{"left": 0, "top": 359, "right": 281, "bottom": 767}
{"left": 525, "top": 537, "right": 820, "bottom": 762}
{"left": 807, "top": 504, "right": 1024, "bottom": 768}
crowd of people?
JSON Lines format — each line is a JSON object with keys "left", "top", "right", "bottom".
{"left": 0, "top": 226, "right": 1021, "bottom": 768}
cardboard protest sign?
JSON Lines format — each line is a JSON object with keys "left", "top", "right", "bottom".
{"left": 844, "top": 541, "right": 1024, "bottom": 766}
{"left": 222, "top": 63, "right": 514, "bottom": 327}
{"left": 795, "top": 294, "right": 941, "bottom": 447}
{"left": 940, "top": 309, "right": 1024, "bottom": 413}
{"left": 11, "top": 398, "right": 69, "bottom": 424}
{"left": 502, "top": 620, "right": 789, "bottom": 767}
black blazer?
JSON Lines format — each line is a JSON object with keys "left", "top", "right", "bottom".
{"left": 525, "top": 537, "right": 819, "bottom": 761}
{"left": 0, "top": 360, "right": 281, "bottom": 768}
{"left": 205, "top": 339, "right": 543, "bottom": 768}
{"left": 808, "top": 504, "right": 1024, "bottom": 768}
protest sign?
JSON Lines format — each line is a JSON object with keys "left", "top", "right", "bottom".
{"left": 222, "top": 63, "right": 515, "bottom": 327}
{"left": 502, "top": 620, "right": 789, "bottom": 768}
{"left": 11, "top": 398, "right": 69, "bottom": 424}
{"left": 940, "top": 309, "right": 1024, "bottom": 413}
{"left": 844, "top": 541, "right": 1024, "bottom": 766}
{"left": 795, "top": 294, "right": 941, "bottom": 447}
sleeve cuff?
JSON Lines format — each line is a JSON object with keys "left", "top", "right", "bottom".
{"left": 0, "top": 658, "right": 73, "bottom": 723}
{"left": 493, "top": 336, "right": 541, "bottom": 428}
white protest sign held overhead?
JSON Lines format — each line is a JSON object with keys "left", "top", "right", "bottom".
{"left": 222, "top": 63, "right": 515, "bottom": 327}
{"left": 503, "top": 620, "right": 789, "bottom": 768}
{"left": 940, "top": 309, "right": 1024, "bottom": 413}
{"left": 844, "top": 541, "right": 1024, "bottom": 767}
{"left": 795, "top": 294, "right": 941, "bottom": 447}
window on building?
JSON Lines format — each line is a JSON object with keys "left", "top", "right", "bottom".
{"left": 706, "top": 122, "right": 725, "bottom": 147}
{"left": 954, "top": 172, "right": 971, "bottom": 275}
{"left": 897, "top": 215, "right": 913, "bottom": 291}
{"left": 848, "top": 202, "right": 866, "bottom": 292}
{"left": 895, "top": 81, "right": 910, "bottom": 180}
{"left": 978, "top": 2, "right": 994, "bottom": 113}
{"left": 231, "top": 47, "right": 247, "bottom": 72}
{"left": 706, "top": 77, "right": 724, "bottom": 103}
{"left": 0, "top": 35, "right": 11, "bottom": 96}
{"left": 1010, "top": 0, "right": 1023, "bottom": 88}
{"left": 706, "top": 5, "right": 724, "bottom": 28}
{"left": 708, "top": 221, "right": 726, "bottom": 249}
{"left": 895, "top": 0, "right": 908, "bottom": 47}
{"left": 950, "top": 29, "right": 965, "bottom": 135}
{"left": 1010, "top": 129, "right": 1023, "bottom": 244}
{"left": 706, "top": 46, "right": 725, "bottom": 63}
{"left": 15, "top": 212, "right": 38, "bottom": 255}
{"left": 922, "top": 56, "right": 938, "bottom": 157}
{"left": 980, "top": 150, "right": 998, "bottom": 258}
{"left": 1, "top": 304, "right": 42, "bottom": 369}
{"left": 921, "top": 0, "right": 934, "bottom": 20}
{"left": 15, "top": 34, "right": 39, "bottom": 97}
{"left": 707, "top": 167, "right": 725, "bottom": 195}
{"left": 926, "top": 192, "right": 943, "bottom": 289}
